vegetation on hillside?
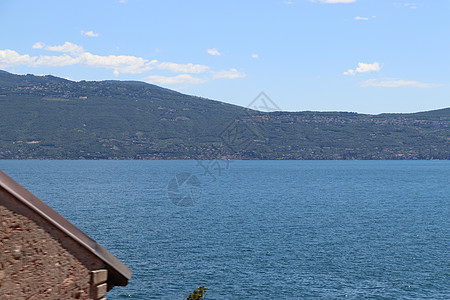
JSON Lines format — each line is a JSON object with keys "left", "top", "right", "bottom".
{"left": 0, "top": 70, "right": 448, "bottom": 160}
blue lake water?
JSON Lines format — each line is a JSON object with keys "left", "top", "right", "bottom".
{"left": 0, "top": 160, "right": 449, "bottom": 299}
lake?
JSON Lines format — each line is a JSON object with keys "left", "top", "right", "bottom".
{"left": 0, "top": 160, "right": 448, "bottom": 299}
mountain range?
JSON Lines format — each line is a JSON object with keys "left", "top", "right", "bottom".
{"left": 0, "top": 70, "right": 448, "bottom": 160}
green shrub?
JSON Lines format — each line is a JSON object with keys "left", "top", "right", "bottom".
{"left": 185, "top": 286, "right": 207, "bottom": 300}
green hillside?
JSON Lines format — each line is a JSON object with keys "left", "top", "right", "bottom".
{"left": 0, "top": 70, "right": 448, "bottom": 159}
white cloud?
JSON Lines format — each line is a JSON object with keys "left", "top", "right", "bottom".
{"left": 207, "top": 48, "right": 221, "bottom": 56}
{"left": 251, "top": 54, "right": 259, "bottom": 59}
{"left": 360, "top": 79, "right": 442, "bottom": 88}
{"left": 81, "top": 30, "right": 99, "bottom": 37}
{"left": 46, "top": 42, "right": 85, "bottom": 55}
{"left": 32, "top": 42, "right": 45, "bottom": 49}
{"left": 283, "top": 1, "right": 294, "bottom": 4}
{"left": 0, "top": 50, "right": 35, "bottom": 68}
{"left": 355, "top": 16, "right": 369, "bottom": 21}
{"left": 1, "top": 42, "right": 244, "bottom": 85}
{"left": 312, "top": 0, "right": 356, "bottom": 3}
{"left": 395, "top": 3, "right": 419, "bottom": 9}
{"left": 403, "top": 3, "right": 418, "bottom": 9}
{"left": 155, "top": 62, "right": 210, "bottom": 73}
{"left": 41, "top": 44, "right": 209, "bottom": 74}
{"left": 144, "top": 74, "right": 207, "bottom": 85}
{"left": 34, "top": 55, "right": 79, "bottom": 67}
{"left": 344, "top": 62, "right": 381, "bottom": 76}
{"left": 79, "top": 52, "right": 151, "bottom": 74}
{"left": 212, "top": 68, "right": 246, "bottom": 79}
{"left": 0, "top": 49, "right": 79, "bottom": 68}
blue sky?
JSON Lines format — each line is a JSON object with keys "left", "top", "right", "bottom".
{"left": 0, "top": 0, "right": 448, "bottom": 114}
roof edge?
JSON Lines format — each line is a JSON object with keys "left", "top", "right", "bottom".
{"left": 0, "top": 170, "right": 132, "bottom": 284}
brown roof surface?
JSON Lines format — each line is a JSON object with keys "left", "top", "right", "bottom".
{"left": 0, "top": 169, "right": 132, "bottom": 286}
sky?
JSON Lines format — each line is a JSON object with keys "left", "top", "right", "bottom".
{"left": 0, "top": 0, "right": 449, "bottom": 114}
